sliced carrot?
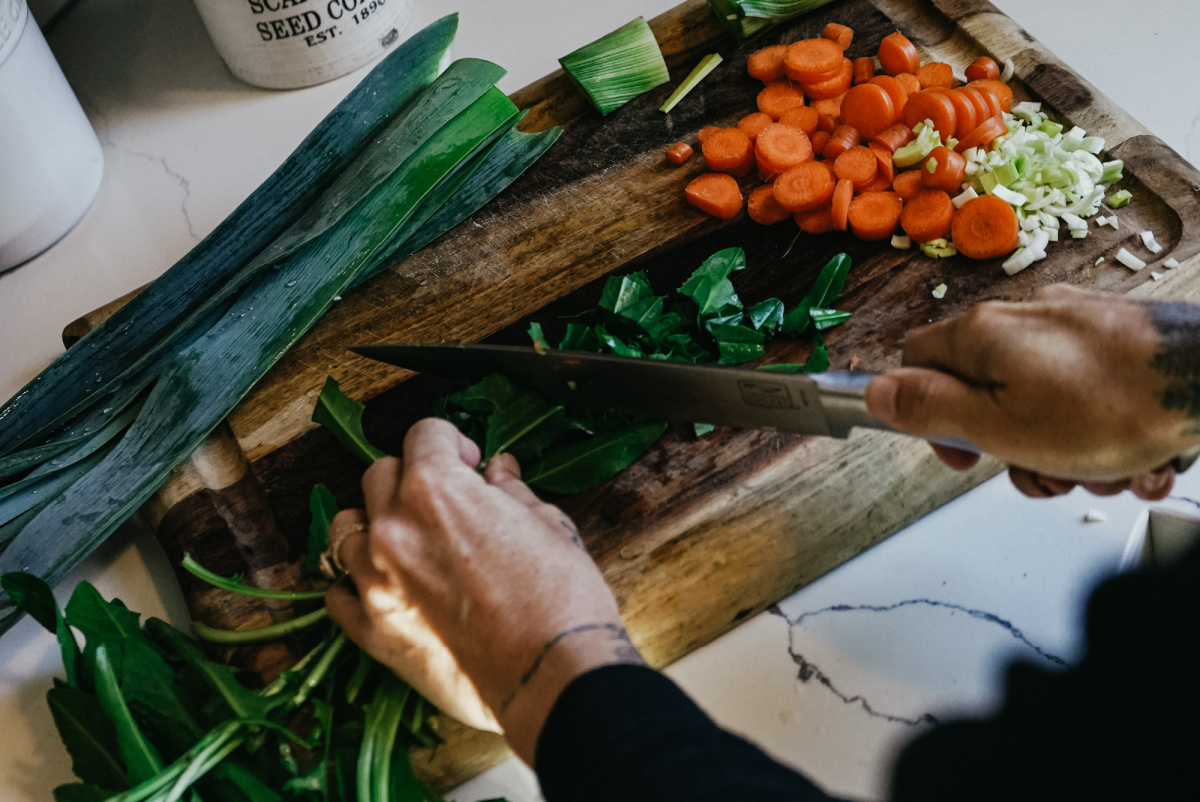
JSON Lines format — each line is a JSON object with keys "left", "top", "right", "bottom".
{"left": 951, "top": 195, "right": 1019, "bottom": 259}
{"left": 871, "top": 122, "right": 915, "bottom": 154}
{"left": 747, "top": 184, "right": 794, "bottom": 225}
{"left": 817, "top": 112, "right": 838, "bottom": 133}
{"left": 810, "top": 130, "right": 831, "bottom": 155}
{"left": 686, "top": 173, "right": 743, "bottom": 220}
{"left": 802, "top": 59, "right": 853, "bottom": 100}
{"left": 847, "top": 190, "right": 904, "bottom": 240}
{"left": 779, "top": 105, "right": 820, "bottom": 136}
{"left": 755, "top": 122, "right": 814, "bottom": 181}
{"left": 702, "top": 128, "right": 755, "bottom": 177}
{"left": 784, "top": 38, "right": 845, "bottom": 83}
{"left": 916, "top": 62, "right": 954, "bottom": 90}
{"left": 862, "top": 171, "right": 895, "bottom": 193}
{"left": 796, "top": 205, "right": 837, "bottom": 233}
{"left": 738, "top": 112, "right": 774, "bottom": 142}
{"left": 822, "top": 23, "right": 854, "bottom": 51}
{"left": 922, "top": 145, "right": 966, "bottom": 193}
{"left": 868, "top": 141, "right": 896, "bottom": 183}
{"left": 831, "top": 178, "right": 854, "bottom": 230}
{"left": 747, "top": 45, "right": 788, "bottom": 83}
{"left": 853, "top": 57, "right": 876, "bottom": 85}
{"left": 955, "top": 114, "right": 1008, "bottom": 153}
{"left": 812, "top": 93, "right": 847, "bottom": 119}
{"left": 945, "top": 89, "right": 978, "bottom": 140}
{"left": 773, "top": 161, "right": 836, "bottom": 211}
{"left": 823, "top": 124, "right": 861, "bottom": 160}
{"left": 698, "top": 126, "right": 722, "bottom": 145}
{"left": 666, "top": 141, "right": 694, "bottom": 165}
{"left": 841, "top": 83, "right": 896, "bottom": 140}
{"left": 868, "top": 75, "right": 908, "bottom": 116}
{"left": 892, "top": 169, "right": 925, "bottom": 200}
{"left": 834, "top": 145, "right": 879, "bottom": 190}
{"left": 878, "top": 32, "right": 920, "bottom": 76}
{"left": 900, "top": 188, "right": 955, "bottom": 242}
{"left": 965, "top": 56, "right": 1000, "bottom": 82}
{"left": 968, "top": 78, "right": 1013, "bottom": 113}
{"left": 757, "top": 81, "right": 806, "bottom": 121}
{"left": 819, "top": 159, "right": 839, "bottom": 184}
{"left": 901, "top": 89, "right": 957, "bottom": 141}
{"left": 895, "top": 72, "right": 922, "bottom": 98}
{"left": 957, "top": 86, "right": 993, "bottom": 125}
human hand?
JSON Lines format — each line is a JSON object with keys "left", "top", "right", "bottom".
{"left": 324, "top": 418, "right": 643, "bottom": 764}
{"left": 864, "top": 284, "right": 1200, "bottom": 499}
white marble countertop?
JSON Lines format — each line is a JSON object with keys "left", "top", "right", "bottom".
{"left": 3, "top": 0, "right": 1200, "bottom": 800}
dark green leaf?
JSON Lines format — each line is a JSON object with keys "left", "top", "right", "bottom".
{"left": 121, "top": 636, "right": 205, "bottom": 754}
{"left": 693, "top": 423, "right": 716, "bottom": 438}
{"left": 701, "top": 311, "right": 745, "bottom": 337}
{"left": 617, "top": 295, "right": 665, "bottom": 334}
{"left": 806, "top": 339, "right": 831, "bottom": 374}
{"left": 448, "top": 373, "right": 520, "bottom": 415}
{"left": 527, "top": 322, "right": 550, "bottom": 351}
{"left": 710, "top": 324, "right": 767, "bottom": 365}
{"left": 595, "top": 325, "right": 645, "bottom": 358}
{"left": 809, "top": 308, "right": 852, "bottom": 331}
{"left": 559, "top": 323, "right": 602, "bottom": 352}
{"left": 650, "top": 333, "right": 710, "bottom": 364}
{"left": 1, "top": 571, "right": 57, "bottom": 631}
{"left": 678, "top": 247, "right": 745, "bottom": 297}
{"left": 65, "top": 583, "right": 142, "bottom": 676}
{"left": 782, "top": 253, "right": 852, "bottom": 336}
{"left": 307, "top": 484, "right": 340, "bottom": 574}
{"left": 53, "top": 783, "right": 118, "bottom": 802}
{"left": 747, "top": 298, "right": 785, "bottom": 333}
{"left": 485, "top": 396, "right": 567, "bottom": 463}
{"left": 93, "top": 644, "right": 163, "bottom": 785}
{"left": 47, "top": 685, "right": 126, "bottom": 789}
{"left": 525, "top": 421, "right": 669, "bottom": 494}
{"left": 599, "top": 272, "right": 654, "bottom": 314}
{"left": 312, "top": 377, "right": 387, "bottom": 465}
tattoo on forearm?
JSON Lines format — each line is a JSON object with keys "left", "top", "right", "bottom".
{"left": 500, "top": 622, "right": 645, "bottom": 713}
{"left": 1146, "top": 301, "right": 1200, "bottom": 428}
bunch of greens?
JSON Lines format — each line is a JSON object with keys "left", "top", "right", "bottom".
{"left": 0, "top": 14, "right": 562, "bottom": 635}
{"left": 435, "top": 249, "right": 853, "bottom": 493}
{"left": 0, "top": 387, "right": 506, "bottom": 802}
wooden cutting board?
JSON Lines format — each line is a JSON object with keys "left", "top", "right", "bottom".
{"left": 68, "top": 0, "right": 1200, "bottom": 789}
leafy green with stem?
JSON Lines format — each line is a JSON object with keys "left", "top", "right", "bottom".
{"left": 181, "top": 554, "right": 326, "bottom": 601}
{"left": 191, "top": 608, "right": 329, "bottom": 645}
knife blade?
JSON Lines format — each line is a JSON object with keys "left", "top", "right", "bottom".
{"left": 351, "top": 342, "right": 972, "bottom": 447}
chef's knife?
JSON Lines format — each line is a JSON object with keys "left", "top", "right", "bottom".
{"left": 351, "top": 342, "right": 978, "bottom": 451}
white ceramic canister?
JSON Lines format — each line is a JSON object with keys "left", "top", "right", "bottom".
{"left": 0, "top": 0, "right": 104, "bottom": 273}
{"left": 191, "top": 0, "right": 414, "bottom": 90}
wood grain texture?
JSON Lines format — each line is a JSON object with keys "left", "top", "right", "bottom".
{"left": 70, "top": 0, "right": 1200, "bottom": 790}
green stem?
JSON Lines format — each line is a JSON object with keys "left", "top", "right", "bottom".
{"left": 182, "top": 554, "right": 327, "bottom": 600}
{"left": 193, "top": 608, "right": 328, "bottom": 644}
{"left": 292, "top": 631, "right": 350, "bottom": 708}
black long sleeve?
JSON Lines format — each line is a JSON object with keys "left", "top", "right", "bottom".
{"left": 535, "top": 663, "right": 845, "bottom": 802}
{"left": 535, "top": 541, "right": 1200, "bottom": 802}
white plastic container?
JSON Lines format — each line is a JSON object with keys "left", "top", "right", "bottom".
{"left": 191, "top": 0, "right": 413, "bottom": 90}
{"left": 0, "top": 0, "right": 104, "bottom": 273}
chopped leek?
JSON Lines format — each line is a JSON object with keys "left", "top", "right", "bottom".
{"left": 1108, "top": 189, "right": 1133, "bottom": 209}
{"left": 892, "top": 235, "right": 912, "bottom": 250}
{"left": 921, "top": 239, "right": 957, "bottom": 259}
{"left": 1000, "top": 58, "right": 1015, "bottom": 82}
{"left": 1151, "top": 271, "right": 1165, "bottom": 282}
{"left": 1141, "top": 230, "right": 1163, "bottom": 254}
{"left": 1100, "top": 160, "right": 1124, "bottom": 184}
{"left": 1165, "top": 257, "right": 1181, "bottom": 269}
{"left": 932, "top": 283, "right": 948, "bottom": 300}
{"left": 1116, "top": 247, "right": 1146, "bottom": 271}
{"left": 661, "top": 53, "right": 723, "bottom": 113}
{"left": 894, "top": 124, "right": 943, "bottom": 168}
{"left": 561, "top": 17, "right": 670, "bottom": 116}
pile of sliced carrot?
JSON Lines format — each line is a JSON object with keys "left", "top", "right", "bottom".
{"left": 676, "top": 23, "right": 1020, "bottom": 261}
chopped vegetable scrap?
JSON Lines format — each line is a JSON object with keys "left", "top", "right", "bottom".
{"left": 437, "top": 250, "right": 854, "bottom": 489}
{"left": 561, "top": 16, "right": 669, "bottom": 116}
{"left": 674, "top": 22, "right": 1156, "bottom": 276}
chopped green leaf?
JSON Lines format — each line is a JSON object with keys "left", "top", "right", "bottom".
{"left": 679, "top": 248, "right": 746, "bottom": 318}
{"left": 694, "top": 423, "right": 716, "bottom": 438}
{"left": 710, "top": 323, "right": 767, "bottom": 364}
{"left": 809, "top": 308, "right": 852, "bottom": 331}
{"left": 559, "top": 323, "right": 602, "bottom": 352}
{"left": 1, "top": 571, "right": 58, "bottom": 632}
{"left": 747, "top": 298, "right": 785, "bottom": 333}
{"left": 525, "top": 422, "right": 669, "bottom": 494}
{"left": 527, "top": 321, "right": 550, "bottom": 351}
{"left": 306, "top": 484, "right": 339, "bottom": 574}
{"left": 312, "top": 377, "right": 387, "bottom": 465}
{"left": 782, "top": 253, "right": 852, "bottom": 336}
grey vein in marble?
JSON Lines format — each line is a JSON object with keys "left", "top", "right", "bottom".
{"left": 768, "top": 597, "right": 1069, "bottom": 728}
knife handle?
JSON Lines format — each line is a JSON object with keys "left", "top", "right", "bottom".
{"left": 812, "top": 372, "right": 1200, "bottom": 474}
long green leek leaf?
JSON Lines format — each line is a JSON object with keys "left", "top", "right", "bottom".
{"left": 0, "top": 14, "right": 460, "bottom": 457}
{"left": 0, "top": 88, "right": 520, "bottom": 633}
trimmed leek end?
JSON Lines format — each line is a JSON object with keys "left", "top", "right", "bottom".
{"left": 707, "top": 0, "right": 772, "bottom": 41}
{"left": 1039, "top": 119, "right": 1064, "bottom": 137}
{"left": 661, "top": 53, "right": 724, "bottom": 113}
{"left": 560, "top": 17, "right": 670, "bottom": 116}
{"left": 921, "top": 239, "right": 958, "bottom": 259}
{"left": 1100, "top": 160, "right": 1124, "bottom": 184}
{"left": 932, "top": 283, "right": 948, "bottom": 299}
{"left": 1108, "top": 189, "right": 1132, "bottom": 209}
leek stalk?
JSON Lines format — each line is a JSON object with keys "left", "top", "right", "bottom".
{"left": 560, "top": 17, "right": 669, "bottom": 116}
{"left": 660, "top": 53, "right": 724, "bottom": 113}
